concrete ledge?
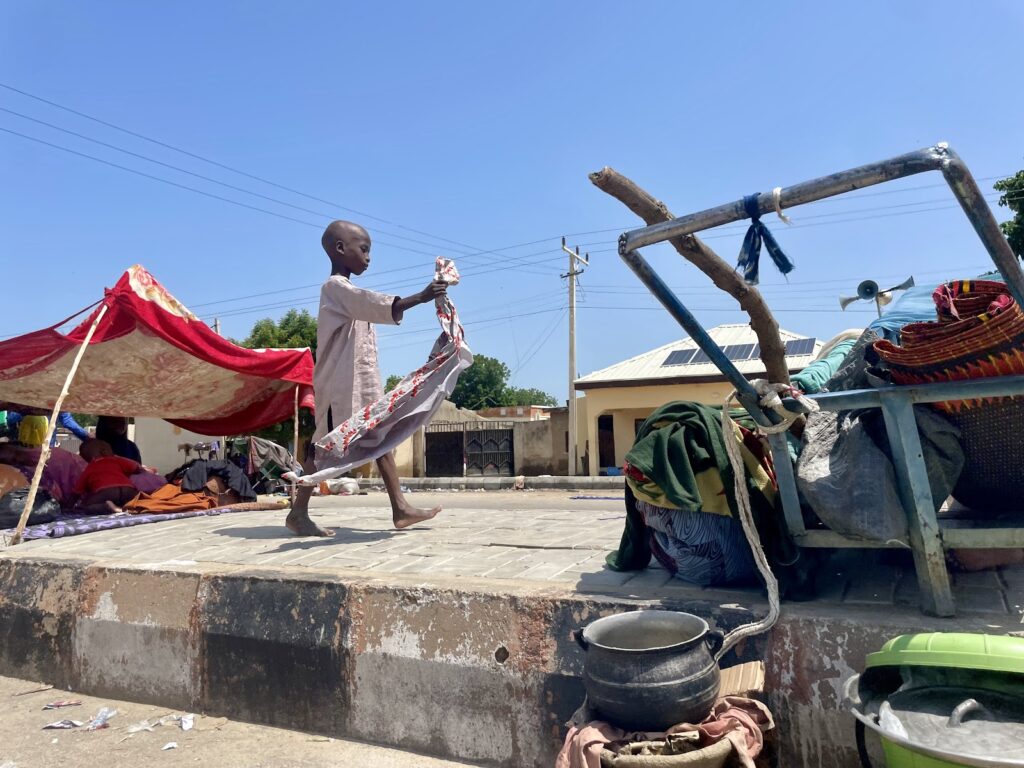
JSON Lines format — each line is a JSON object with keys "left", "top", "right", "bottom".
{"left": 0, "top": 554, "right": 1016, "bottom": 767}
{"left": 358, "top": 476, "right": 625, "bottom": 492}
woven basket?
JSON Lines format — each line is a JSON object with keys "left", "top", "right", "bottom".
{"left": 600, "top": 737, "right": 732, "bottom": 768}
{"left": 874, "top": 280, "right": 1024, "bottom": 508}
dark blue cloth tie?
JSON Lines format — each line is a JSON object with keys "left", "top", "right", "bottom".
{"left": 736, "top": 194, "right": 794, "bottom": 285}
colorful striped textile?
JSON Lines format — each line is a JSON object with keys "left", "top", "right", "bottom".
{"left": 874, "top": 280, "right": 1024, "bottom": 412}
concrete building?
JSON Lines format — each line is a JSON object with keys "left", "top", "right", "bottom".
{"left": 573, "top": 324, "right": 821, "bottom": 475}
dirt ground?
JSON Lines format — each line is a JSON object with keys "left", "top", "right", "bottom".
{"left": 0, "top": 675, "right": 481, "bottom": 768}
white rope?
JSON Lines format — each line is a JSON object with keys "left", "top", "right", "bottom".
{"left": 716, "top": 380, "right": 817, "bottom": 658}
{"left": 771, "top": 187, "right": 792, "bottom": 225}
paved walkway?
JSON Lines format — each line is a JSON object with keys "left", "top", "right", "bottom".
{"left": 3, "top": 491, "right": 1022, "bottom": 617}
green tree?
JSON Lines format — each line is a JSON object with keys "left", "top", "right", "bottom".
{"left": 240, "top": 310, "right": 318, "bottom": 447}
{"left": 450, "top": 354, "right": 512, "bottom": 409}
{"left": 385, "top": 374, "right": 402, "bottom": 392}
{"left": 994, "top": 171, "right": 1024, "bottom": 257}
{"left": 243, "top": 309, "right": 318, "bottom": 355}
{"left": 449, "top": 354, "right": 558, "bottom": 409}
{"left": 504, "top": 387, "right": 558, "bottom": 407}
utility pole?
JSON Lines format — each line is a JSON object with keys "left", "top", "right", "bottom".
{"left": 213, "top": 318, "right": 221, "bottom": 335}
{"left": 561, "top": 237, "right": 589, "bottom": 476}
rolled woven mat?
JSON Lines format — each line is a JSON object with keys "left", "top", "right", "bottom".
{"left": 875, "top": 279, "right": 1024, "bottom": 509}
{"left": 874, "top": 280, "right": 1024, "bottom": 413}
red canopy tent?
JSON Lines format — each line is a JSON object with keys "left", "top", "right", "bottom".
{"left": 0, "top": 265, "right": 314, "bottom": 434}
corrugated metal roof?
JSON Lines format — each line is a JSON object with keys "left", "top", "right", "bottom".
{"left": 575, "top": 324, "right": 822, "bottom": 387}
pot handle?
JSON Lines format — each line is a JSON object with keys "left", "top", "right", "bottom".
{"left": 705, "top": 629, "right": 725, "bottom": 659}
{"left": 573, "top": 629, "right": 589, "bottom": 651}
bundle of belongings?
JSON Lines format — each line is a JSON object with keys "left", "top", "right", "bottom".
{"left": 611, "top": 402, "right": 794, "bottom": 590}
{"left": 608, "top": 270, "right": 1024, "bottom": 588}
{"left": 0, "top": 440, "right": 261, "bottom": 529}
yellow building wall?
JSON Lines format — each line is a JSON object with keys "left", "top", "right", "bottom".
{"left": 577, "top": 382, "right": 733, "bottom": 475}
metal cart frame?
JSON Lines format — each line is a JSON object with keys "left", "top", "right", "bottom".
{"left": 617, "top": 144, "right": 1024, "bottom": 617}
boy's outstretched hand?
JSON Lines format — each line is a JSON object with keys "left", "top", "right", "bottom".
{"left": 420, "top": 280, "right": 448, "bottom": 303}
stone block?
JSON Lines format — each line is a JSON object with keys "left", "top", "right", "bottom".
{"left": 74, "top": 566, "right": 200, "bottom": 709}
{"left": 0, "top": 559, "right": 82, "bottom": 688}
{"left": 197, "top": 571, "right": 351, "bottom": 734}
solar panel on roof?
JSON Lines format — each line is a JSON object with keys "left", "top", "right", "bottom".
{"left": 721, "top": 344, "right": 756, "bottom": 361}
{"left": 662, "top": 349, "right": 696, "bottom": 366}
{"left": 690, "top": 349, "right": 712, "bottom": 364}
{"left": 785, "top": 338, "right": 817, "bottom": 356}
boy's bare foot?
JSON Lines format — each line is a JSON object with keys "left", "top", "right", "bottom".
{"left": 286, "top": 510, "right": 335, "bottom": 537}
{"left": 105, "top": 500, "right": 123, "bottom": 514}
{"left": 392, "top": 504, "right": 441, "bottom": 530}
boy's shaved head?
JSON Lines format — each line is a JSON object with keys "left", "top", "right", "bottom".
{"left": 322, "top": 220, "right": 369, "bottom": 255}
{"left": 321, "top": 220, "right": 372, "bottom": 276}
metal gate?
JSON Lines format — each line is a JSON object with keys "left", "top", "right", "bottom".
{"left": 464, "top": 422, "right": 514, "bottom": 476}
{"left": 424, "top": 421, "right": 515, "bottom": 477}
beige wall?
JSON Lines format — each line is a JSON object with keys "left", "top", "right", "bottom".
{"left": 577, "top": 381, "right": 733, "bottom": 475}
{"left": 133, "top": 418, "right": 214, "bottom": 474}
{"left": 513, "top": 420, "right": 553, "bottom": 475}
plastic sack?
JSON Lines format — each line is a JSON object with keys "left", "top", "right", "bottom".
{"left": 0, "top": 487, "right": 61, "bottom": 528}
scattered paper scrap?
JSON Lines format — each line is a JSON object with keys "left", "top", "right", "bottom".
{"left": 162, "top": 742, "right": 178, "bottom": 751}
{"left": 43, "top": 720, "right": 82, "bottom": 730}
{"left": 180, "top": 713, "right": 195, "bottom": 731}
{"left": 86, "top": 707, "right": 117, "bottom": 731}
{"left": 43, "top": 700, "right": 82, "bottom": 710}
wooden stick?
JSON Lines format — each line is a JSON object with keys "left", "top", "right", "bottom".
{"left": 9, "top": 304, "right": 110, "bottom": 545}
{"left": 291, "top": 385, "right": 299, "bottom": 502}
{"left": 589, "top": 167, "right": 790, "bottom": 385}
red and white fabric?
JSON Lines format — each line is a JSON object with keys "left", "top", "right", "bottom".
{"left": 0, "top": 265, "right": 314, "bottom": 435}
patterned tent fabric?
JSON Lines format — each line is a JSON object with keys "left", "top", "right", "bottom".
{"left": 0, "top": 265, "right": 314, "bottom": 435}
{"left": 874, "top": 279, "right": 1024, "bottom": 412}
{"left": 291, "top": 257, "right": 473, "bottom": 486}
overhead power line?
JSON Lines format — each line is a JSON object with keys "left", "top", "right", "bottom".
{"left": 0, "top": 81, "right": 478, "bottom": 252}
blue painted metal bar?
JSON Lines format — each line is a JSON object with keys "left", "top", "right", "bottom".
{"left": 618, "top": 143, "right": 1024, "bottom": 309}
{"left": 879, "top": 393, "right": 954, "bottom": 617}
{"left": 766, "top": 432, "right": 806, "bottom": 538}
{"left": 783, "top": 374, "right": 1024, "bottom": 413}
{"left": 619, "top": 249, "right": 776, "bottom": 427}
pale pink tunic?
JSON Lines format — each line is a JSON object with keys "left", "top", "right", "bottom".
{"left": 313, "top": 275, "right": 397, "bottom": 440}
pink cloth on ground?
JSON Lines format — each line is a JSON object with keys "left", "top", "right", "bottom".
{"left": 10, "top": 447, "right": 86, "bottom": 506}
{"left": 130, "top": 471, "right": 168, "bottom": 494}
{"left": 556, "top": 696, "right": 773, "bottom": 768}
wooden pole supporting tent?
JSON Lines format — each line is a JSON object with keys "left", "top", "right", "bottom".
{"left": 8, "top": 303, "right": 110, "bottom": 545}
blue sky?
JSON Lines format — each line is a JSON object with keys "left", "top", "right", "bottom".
{"left": 2, "top": 1, "right": 1022, "bottom": 403}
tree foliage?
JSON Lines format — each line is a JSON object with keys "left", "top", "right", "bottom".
{"left": 994, "top": 171, "right": 1024, "bottom": 258}
{"left": 449, "top": 354, "right": 558, "bottom": 409}
{"left": 243, "top": 309, "right": 318, "bottom": 356}
{"left": 385, "top": 374, "right": 402, "bottom": 392}
{"left": 240, "top": 310, "right": 318, "bottom": 447}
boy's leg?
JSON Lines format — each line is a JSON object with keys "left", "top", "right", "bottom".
{"left": 286, "top": 441, "right": 335, "bottom": 537}
{"left": 376, "top": 451, "right": 440, "bottom": 529}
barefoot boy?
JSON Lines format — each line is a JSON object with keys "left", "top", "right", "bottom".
{"left": 287, "top": 220, "right": 448, "bottom": 537}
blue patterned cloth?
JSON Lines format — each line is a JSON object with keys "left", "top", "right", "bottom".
{"left": 638, "top": 499, "right": 756, "bottom": 586}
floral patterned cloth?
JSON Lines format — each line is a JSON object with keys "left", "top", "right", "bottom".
{"left": 290, "top": 258, "right": 473, "bottom": 486}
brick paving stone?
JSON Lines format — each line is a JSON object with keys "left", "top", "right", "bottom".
{"left": 953, "top": 570, "right": 1006, "bottom": 589}
{"left": 842, "top": 566, "right": 899, "bottom": 606}
{"left": 953, "top": 585, "right": 1009, "bottom": 616}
